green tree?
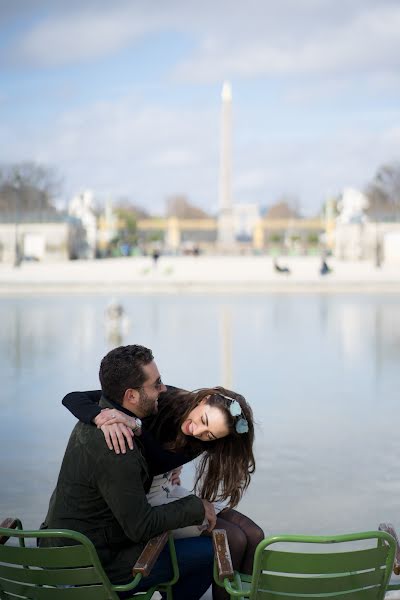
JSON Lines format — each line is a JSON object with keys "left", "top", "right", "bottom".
{"left": 113, "top": 201, "right": 149, "bottom": 247}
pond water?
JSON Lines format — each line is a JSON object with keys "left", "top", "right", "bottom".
{"left": 1, "top": 293, "right": 400, "bottom": 537}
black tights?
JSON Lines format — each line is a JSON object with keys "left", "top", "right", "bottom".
{"left": 209, "top": 509, "right": 264, "bottom": 600}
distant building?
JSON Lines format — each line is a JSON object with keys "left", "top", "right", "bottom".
{"left": 135, "top": 214, "right": 325, "bottom": 255}
{"left": 233, "top": 203, "right": 260, "bottom": 241}
{"left": 0, "top": 212, "right": 86, "bottom": 264}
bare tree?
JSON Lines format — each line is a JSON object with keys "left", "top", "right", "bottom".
{"left": 114, "top": 198, "right": 149, "bottom": 220}
{"left": 166, "top": 195, "right": 210, "bottom": 218}
{"left": 365, "top": 162, "right": 400, "bottom": 220}
{"left": 266, "top": 196, "right": 301, "bottom": 219}
{"left": 0, "top": 161, "right": 62, "bottom": 213}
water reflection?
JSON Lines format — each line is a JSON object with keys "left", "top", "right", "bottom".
{"left": 1, "top": 294, "right": 400, "bottom": 535}
{"left": 104, "top": 299, "right": 130, "bottom": 348}
{"left": 220, "top": 306, "right": 233, "bottom": 389}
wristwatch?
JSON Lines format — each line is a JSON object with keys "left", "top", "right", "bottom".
{"left": 132, "top": 417, "right": 142, "bottom": 433}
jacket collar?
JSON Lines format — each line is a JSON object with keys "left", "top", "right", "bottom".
{"left": 99, "top": 394, "right": 140, "bottom": 419}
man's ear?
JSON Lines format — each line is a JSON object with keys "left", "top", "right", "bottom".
{"left": 123, "top": 388, "right": 140, "bottom": 410}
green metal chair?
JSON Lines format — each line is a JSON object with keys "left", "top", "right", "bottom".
{"left": 213, "top": 527, "right": 399, "bottom": 600}
{"left": 0, "top": 517, "right": 179, "bottom": 599}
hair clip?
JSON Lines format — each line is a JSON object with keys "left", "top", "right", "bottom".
{"left": 235, "top": 417, "right": 249, "bottom": 434}
{"left": 217, "top": 394, "right": 249, "bottom": 434}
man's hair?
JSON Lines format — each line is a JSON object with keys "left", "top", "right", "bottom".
{"left": 99, "top": 345, "right": 154, "bottom": 404}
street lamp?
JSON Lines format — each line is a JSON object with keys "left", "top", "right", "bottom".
{"left": 13, "top": 176, "right": 22, "bottom": 268}
{"left": 375, "top": 220, "right": 382, "bottom": 268}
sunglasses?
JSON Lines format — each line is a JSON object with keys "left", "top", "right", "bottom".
{"left": 139, "top": 376, "right": 164, "bottom": 392}
{"left": 217, "top": 393, "right": 249, "bottom": 434}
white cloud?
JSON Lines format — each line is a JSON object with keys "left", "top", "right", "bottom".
{"left": 172, "top": 2, "right": 400, "bottom": 82}
{"left": 150, "top": 149, "right": 198, "bottom": 168}
{"left": 10, "top": 8, "right": 153, "bottom": 67}
{"left": 235, "top": 169, "right": 270, "bottom": 192}
{"left": 4, "top": 0, "right": 400, "bottom": 79}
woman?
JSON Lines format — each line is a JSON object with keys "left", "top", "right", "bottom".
{"left": 63, "top": 385, "right": 264, "bottom": 596}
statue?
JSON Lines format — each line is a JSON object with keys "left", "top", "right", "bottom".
{"left": 336, "top": 188, "right": 369, "bottom": 225}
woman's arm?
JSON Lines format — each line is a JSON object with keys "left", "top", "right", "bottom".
{"left": 140, "top": 428, "right": 197, "bottom": 474}
{"left": 62, "top": 386, "right": 196, "bottom": 469}
{"left": 62, "top": 390, "right": 102, "bottom": 424}
{"left": 62, "top": 390, "right": 137, "bottom": 453}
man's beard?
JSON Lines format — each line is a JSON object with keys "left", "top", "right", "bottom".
{"left": 139, "top": 388, "right": 158, "bottom": 416}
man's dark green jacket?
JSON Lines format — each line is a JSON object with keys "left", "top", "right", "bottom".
{"left": 39, "top": 397, "right": 205, "bottom": 573}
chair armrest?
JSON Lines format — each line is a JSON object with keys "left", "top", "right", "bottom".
{"left": 132, "top": 532, "right": 169, "bottom": 578}
{"left": 0, "top": 518, "right": 19, "bottom": 545}
{"left": 212, "top": 529, "right": 234, "bottom": 581}
{"left": 379, "top": 523, "right": 400, "bottom": 575}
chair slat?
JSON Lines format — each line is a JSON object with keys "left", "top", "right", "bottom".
{"left": 0, "top": 577, "right": 110, "bottom": 599}
{"left": 0, "top": 563, "right": 102, "bottom": 585}
{"left": 0, "top": 544, "right": 93, "bottom": 568}
{"left": 258, "top": 566, "right": 385, "bottom": 594}
{"left": 262, "top": 546, "right": 389, "bottom": 574}
{"left": 249, "top": 586, "right": 385, "bottom": 600}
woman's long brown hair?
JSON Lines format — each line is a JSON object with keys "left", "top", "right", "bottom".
{"left": 148, "top": 386, "right": 255, "bottom": 508}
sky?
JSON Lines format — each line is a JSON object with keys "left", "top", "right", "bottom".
{"left": 1, "top": 0, "right": 400, "bottom": 216}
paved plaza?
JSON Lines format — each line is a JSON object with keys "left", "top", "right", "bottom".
{"left": 0, "top": 255, "right": 399, "bottom": 294}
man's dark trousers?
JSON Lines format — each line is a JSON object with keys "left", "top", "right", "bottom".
{"left": 117, "top": 536, "right": 214, "bottom": 600}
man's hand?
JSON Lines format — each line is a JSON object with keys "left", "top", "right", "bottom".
{"left": 201, "top": 499, "right": 217, "bottom": 532}
{"left": 100, "top": 423, "right": 135, "bottom": 454}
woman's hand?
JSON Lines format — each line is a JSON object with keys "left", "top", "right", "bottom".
{"left": 94, "top": 408, "right": 136, "bottom": 429}
{"left": 100, "top": 422, "right": 135, "bottom": 454}
{"left": 169, "top": 466, "right": 183, "bottom": 486}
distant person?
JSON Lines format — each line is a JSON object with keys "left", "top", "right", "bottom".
{"left": 320, "top": 257, "right": 332, "bottom": 276}
{"left": 273, "top": 257, "right": 290, "bottom": 274}
{"left": 152, "top": 249, "right": 161, "bottom": 267}
{"left": 375, "top": 240, "right": 383, "bottom": 268}
{"left": 39, "top": 345, "right": 215, "bottom": 600}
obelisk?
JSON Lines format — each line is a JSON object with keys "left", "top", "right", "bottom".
{"left": 217, "top": 81, "right": 235, "bottom": 247}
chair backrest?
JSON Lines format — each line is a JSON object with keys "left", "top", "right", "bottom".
{"left": 0, "top": 520, "right": 119, "bottom": 599}
{"left": 250, "top": 531, "right": 396, "bottom": 600}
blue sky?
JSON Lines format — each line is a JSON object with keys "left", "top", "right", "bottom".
{"left": 1, "top": 0, "right": 400, "bottom": 216}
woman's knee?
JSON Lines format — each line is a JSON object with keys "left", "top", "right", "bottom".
{"left": 249, "top": 523, "right": 265, "bottom": 546}
{"left": 218, "top": 519, "right": 247, "bottom": 552}
{"left": 220, "top": 509, "right": 264, "bottom": 546}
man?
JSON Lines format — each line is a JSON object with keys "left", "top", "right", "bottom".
{"left": 40, "top": 344, "right": 216, "bottom": 599}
